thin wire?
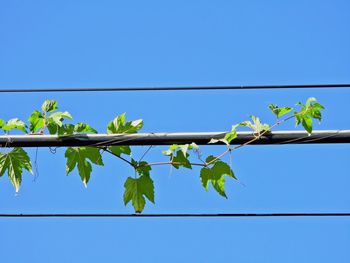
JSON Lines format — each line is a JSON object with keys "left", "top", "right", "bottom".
{"left": 0, "top": 84, "right": 350, "bottom": 93}
{"left": 297, "top": 130, "right": 341, "bottom": 143}
{"left": 274, "top": 134, "right": 311, "bottom": 145}
{"left": 272, "top": 130, "right": 342, "bottom": 145}
{"left": 0, "top": 213, "right": 349, "bottom": 217}
{"left": 33, "top": 147, "right": 39, "bottom": 181}
{"left": 139, "top": 145, "right": 154, "bottom": 162}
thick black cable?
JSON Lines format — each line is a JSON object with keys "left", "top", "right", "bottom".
{"left": 1, "top": 130, "right": 350, "bottom": 148}
{"left": 0, "top": 84, "right": 350, "bottom": 93}
{"left": 0, "top": 213, "right": 349, "bottom": 217}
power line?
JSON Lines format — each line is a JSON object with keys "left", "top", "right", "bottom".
{"left": 0, "top": 84, "right": 350, "bottom": 93}
{"left": 0, "top": 213, "right": 349, "bottom": 217}
{"left": 0, "top": 130, "right": 349, "bottom": 148}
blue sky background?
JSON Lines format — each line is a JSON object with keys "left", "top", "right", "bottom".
{"left": 1, "top": 1, "right": 350, "bottom": 262}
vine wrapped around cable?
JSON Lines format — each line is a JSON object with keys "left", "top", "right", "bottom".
{"left": 0, "top": 98, "right": 324, "bottom": 213}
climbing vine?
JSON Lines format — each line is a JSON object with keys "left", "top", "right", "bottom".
{"left": 0, "top": 98, "right": 324, "bottom": 213}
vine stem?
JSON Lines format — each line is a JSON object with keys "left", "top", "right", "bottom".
{"left": 99, "top": 147, "right": 206, "bottom": 169}
{"left": 99, "top": 147, "right": 134, "bottom": 167}
{"left": 205, "top": 147, "right": 231, "bottom": 166}
{"left": 147, "top": 161, "right": 206, "bottom": 167}
{"left": 206, "top": 115, "right": 295, "bottom": 166}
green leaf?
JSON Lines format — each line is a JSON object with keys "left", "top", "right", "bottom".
{"left": 131, "top": 159, "right": 152, "bottom": 176}
{"left": 109, "top": 145, "right": 131, "bottom": 156}
{"left": 169, "top": 144, "right": 180, "bottom": 151}
{"left": 200, "top": 161, "right": 235, "bottom": 198}
{"left": 224, "top": 123, "right": 243, "bottom": 143}
{"left": 205, "top": 155, "right": 217, "bottom": 163}
{"left": 162, "top": 149, "right": 173, "bottom": 156}
{"left": 172, "top": 151, "right": 192, "bottom": 169}
{"left": 309, "top": 102, "right": 324, "bottom": 121}
{"left": 179, "top": 145, "right": 189, "bottom": 156}
{"left": 47, "top": 111, "right": 73, "bottom": 134}
{"left": 305, "top": 97, "right": 316, "bottom": 107}
{"left": 268, "top": 104, "right": 293, "bottom": 118}
{"left": 107, "top": 113, "right": 143, "bottom": 134}
{"left": 294, "top": 97, "right": 324, "bottom": 134}
{"left": 57, "top": 124, "right": 75, "bottom": 135}
{"left": 48, "top": 111, "right": 72, "bottom": 126}
{"left": 0, "top": 148, "right": 32, "bottom": 192}
{"left": 208, "top": 138, "right": 229, "bottom": 145}
{"left": 28, "top": 111, "right": 45, "bottom": 133}
{"left": 302, "top": 117, "right": 313, "bottom": 134}
{"left": 123, "top": 174, "right": 154, "bottom": 213}
{"left": 0, "top": 119, "right": 5, "bottom": 129}
{"left": 2, "top": 118, "right": 27, "bottom": 133}
{"left": 65, "top": 147, "right": 103, "bottom": 187}
{"left": 74, "top": 123, "right": 98, "bottom": 134}
{"left": 162, "top": 144, "right": 193, "bottom": 169}
{"left": 190, "top": 142, "right": 199, "bottom": 150}
{"left": 224, "top": 131, "right": 237, "bottom": 144}
{"left": 208, "top": 138, "right": 219, "bottom": 144}
{"left": 209, "top": 124, "right": 240, "bottom": 145}
{"left": 240, "top": 116, "right": 270, "bottom": 134}
{"left": 251, "top": 116, "right": 270, "bottom": 133}
{"left": 41, "top": 100, "right": 58, "bottom": 112}
{"left": 57, "top": 123, "right": 97, "bottom": 136}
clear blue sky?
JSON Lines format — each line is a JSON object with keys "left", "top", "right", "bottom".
{"left": 1, "top": 1, "right": 350, "bottom": 262}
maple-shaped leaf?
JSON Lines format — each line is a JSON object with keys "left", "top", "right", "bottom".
{"left": 65, "top": 147, "right": 103, "bottom": 187}
{"left": 107, "top": 113, "right": 143, "bottom": 134}
{"left": 200, "top": 161, "right": 236, "bottom": 198}
{"left": 123, "top": 174, "right": 154, "bottom": 213}
{"left": 28, "top": 111, "right": 45, "bottom": 133}
{"left": 0, "top": 119, "right": 5, "bottom": 129}
{"left": 268, "top": 104, "right": 293, "bottom": 118}
{"left": 240, "top": 116, "right": 270, "bottom": 134}
{"left": 0, "top": 148, "right": 32, "bottom": 192}
{"left": 162, "top": 143, "right": 197, "bottom": 169}
{"left": 1, "top": 118, "right": 27, "bottom": 133}
{"left": 294, "top": 97, "right": 325, "bottom": 134}
{"left": 47, "top": 111, "right": 73, "bottom": 134}
{"left": 41, "top": 100, "right": 58, "bottom": 113}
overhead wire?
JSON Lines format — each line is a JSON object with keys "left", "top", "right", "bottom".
{"left": 0, "top": 84, "right": 350, "bottom": 93}
{"left": 0, "top": 213, "right": 349, "bottom": 217}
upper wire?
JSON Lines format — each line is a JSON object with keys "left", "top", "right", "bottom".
{"left": 0, "top": 84, "right": 350, "bottom": 93}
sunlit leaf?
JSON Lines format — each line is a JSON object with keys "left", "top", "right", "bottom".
{"left": 28, "top": 111, "right": 45, "bottom": 133}
{"left": 74, "top": 123, "right": 97, "bottom": 134}
{"left": 107, "top": 113, "right": 143, "bottom": 134}
{"left": 0, "top": 148, "right": 32, "bottom": 192}
{"left": 41, "top": 100, "right": 58, "bottom": 113}
{"left": 240, "top": 116, "right": 270, "bottom": 134}
{"left": 2, "top": 118, "right": 27, "bottom": 133}
{"left": 294, "top": 97, "right": 324, "bottom": 134}
{"left": 268, "top": 104, "right": 293, "bottom": 118}
{"left": 0, "top": 119, "right": 5, "bottom": 129}
{"left": 47, "top": 111, "right": 73, "bottom": 134}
